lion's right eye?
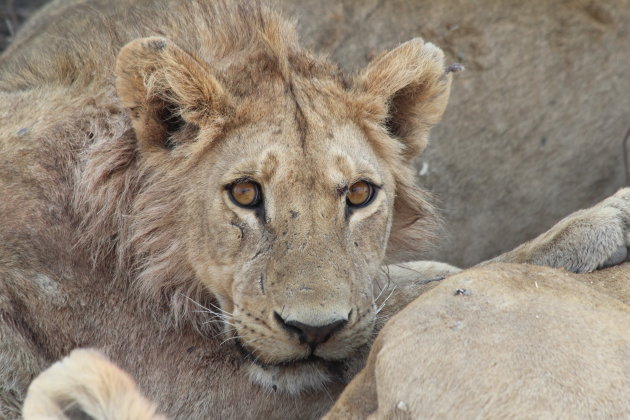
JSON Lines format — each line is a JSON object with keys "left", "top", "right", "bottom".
{"left": 346, "top": 180, "right": 375, "bottom": 208}
{"left": 228, "top": 181, "right": 262, "bottom": 208}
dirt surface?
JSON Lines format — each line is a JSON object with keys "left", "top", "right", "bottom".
{"left": 3, "top": 0, "right": 630, "bottom": 267}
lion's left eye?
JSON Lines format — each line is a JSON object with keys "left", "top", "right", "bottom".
{"left": 346, "top": 181, "right": 376, "bottom": 208}
{"left": 228, "top": 181, "right": 262, "bottom": 208}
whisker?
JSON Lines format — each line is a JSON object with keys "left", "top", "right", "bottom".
{"left": 391, "top": 264, "right": 448, "bottom": 285}
{"left": 201, "top": 317, "right": 232, "bottom": 324}
{"left": 375, "top": 282, "right": 396, "bottom": 305}
{"left": 392, "top": 263, "right": 425, "bottom": 275}
{"left": 373, "top": 282, "right": 388, "bottom": 304}
{"left": 212, "top": 326, "right": 238, "bottom": 339}
{"left": 181, "top": 293, "right": 234, "bottom": 317}
{"left": 192, "top": 309, "right": 230, "bottom": 318}
{"left": 373, "top": 265, "right": 393, "bottom": 304}
{"left": 220, "top": 335, "right": 243, "bottom": 346}
{"left": 375, "top": 315, "right": 392, "bottom": 326}
{"left": 205, "top": 300, "right": 234, "bottom": 317}
{"left": 375, "top": 285, "right": 397, "bottom": 315}
{"left": 193, "top": 310, "right": 234, "bottom": 322}
{"left": 322, "top": 384, "right": 334, "bottom": 403}
{"left": 205, "top": 320, "right": 239, "bottom": 331}
{"left": 245, "top": 345, "right": 263, "bottom": 366}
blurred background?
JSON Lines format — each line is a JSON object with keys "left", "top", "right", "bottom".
{"left": 2, "top": 0, "right": 629, "bottom": 267}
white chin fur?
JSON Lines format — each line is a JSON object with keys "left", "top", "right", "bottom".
{"left": 247, "top": 362, "right": 333, "bottom": 395}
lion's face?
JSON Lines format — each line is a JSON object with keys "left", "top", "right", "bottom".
{"left": 196, "top": 119, "right": 393, "bottom": 390}
{"left": 115, "top": 35, "right": 451, "bottom": 393}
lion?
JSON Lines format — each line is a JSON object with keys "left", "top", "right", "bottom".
{"left": 2, "top": 0, "right": 630, "bottom": 418}
{"left": 326, "top": 263, "right": 630, "bottom": 419}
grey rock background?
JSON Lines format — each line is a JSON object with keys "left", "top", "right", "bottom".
{"left": 1, "top": 0, "right": 47, "bottom": 51}
{"left": 3, "top": 0, "right": 630, "bottom": 267}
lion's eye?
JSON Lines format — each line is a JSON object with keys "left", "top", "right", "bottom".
{"left": 229, "top": 181, "right": 262, "bottom": 208}
{"left": 346, "top": 181, "right": 375, "bottom": 208}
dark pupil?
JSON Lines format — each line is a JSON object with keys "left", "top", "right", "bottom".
{"left": 234, "top": 183, "right": 256, "bottom": 204}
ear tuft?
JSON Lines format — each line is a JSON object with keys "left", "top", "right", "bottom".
{"left": 156, "top": 104, "right": 185, "bottom": 150}
{"left": 354, "top": 38, "right": 453, "bottom": 161}
{"left": 115, "top": 37, "right": 230, "bottom": 152}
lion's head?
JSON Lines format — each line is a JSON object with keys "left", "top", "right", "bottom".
{"left": 97, "top": 4, "right": 452, "bottom": 395}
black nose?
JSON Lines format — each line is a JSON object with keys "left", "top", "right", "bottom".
{"left": 275, "top": 313, "right": 347, "bottom": 346}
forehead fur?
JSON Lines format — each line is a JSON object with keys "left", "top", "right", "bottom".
{"left": 140, "top": 2, "right": 362, "bottom": 146}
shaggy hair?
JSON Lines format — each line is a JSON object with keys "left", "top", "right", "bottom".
{"left": 2, "top": 0, "right": 440, "bottom": 329}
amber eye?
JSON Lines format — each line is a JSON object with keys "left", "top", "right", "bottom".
{"left": 228, "top": 181, "right": 262, "bottom": 208}
{"left": 346, "top": 181, "right": 375, "bottom": 208}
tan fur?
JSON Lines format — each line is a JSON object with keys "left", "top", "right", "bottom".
{"left": 23, "top": 350, "right": 165, "bottom": 420}
{"left": 326, "top": 263, "right": 630, "bottom": 419}
{"left": 3, "top": 0, "right": 630, "bottom": 419}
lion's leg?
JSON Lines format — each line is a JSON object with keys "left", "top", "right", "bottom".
{"left": 487, "top": 188, "right": 630, "bottom": 273}
{"left": 383, "top": 261, "right": 462, "bottom": 286}
{"left": 22, "top": 349, "right": 166, "bottom": 420}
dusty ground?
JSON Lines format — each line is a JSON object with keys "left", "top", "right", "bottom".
{"left": 3, "top": 0, "right": 630, "bottom": 267}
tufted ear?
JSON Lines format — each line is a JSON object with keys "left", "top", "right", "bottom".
{"left": 115, "top": 37, "right": 231, "bottom": 151}
{"left": 354, "top": 38, "right": 456, "bottom": 161}
{"left": 354, "top": 39, "right": 460, "bottom": 263}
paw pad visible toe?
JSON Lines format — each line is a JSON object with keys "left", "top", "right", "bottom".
{"left": 601, "top": 246, "right": 628, "bottom": 268}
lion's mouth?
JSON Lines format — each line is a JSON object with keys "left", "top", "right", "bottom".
{"left": 237, "top": 336, "right": 363, "bottom": 395}
{"left": 230, "top": 325, "right": 373, "bottom": 395}
{"left": 234, "top": 337, "right": 348, "bottom": 372}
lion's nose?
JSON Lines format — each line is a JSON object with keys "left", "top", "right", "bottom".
{"left": 275, "top": 313, "right": 348, "bottom": 346}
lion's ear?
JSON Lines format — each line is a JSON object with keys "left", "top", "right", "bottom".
{"left": 355, "top": 39, "right": 457, "bottom": 263}
{"left": 354, "top": 38, "right": 454, "bottom": 160}
{"left": 115, "top": 37, "right": 231, "bottom": 151}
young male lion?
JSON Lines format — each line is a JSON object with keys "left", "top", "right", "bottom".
{"left": 1, "top": 0, "right": 629, "bottom": 418}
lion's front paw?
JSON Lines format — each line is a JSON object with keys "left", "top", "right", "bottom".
{"left": 500, "top": 188, "right": 630, "bottom": 273}
{"left": 540, "top": 187, "right": 630, "bottom": 273}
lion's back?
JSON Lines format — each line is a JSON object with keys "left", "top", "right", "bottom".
{"left": 326, "top": 263, "right": 630, "bottom": 419}
{"left": 0, "top": 0, "right": 229, "bottom": 92}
